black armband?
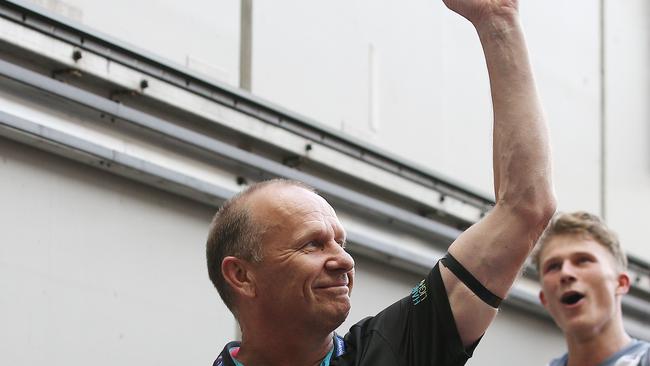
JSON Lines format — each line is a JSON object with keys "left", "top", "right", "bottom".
{"left": 440, "top": 252, "right": 502, "bottom": 308}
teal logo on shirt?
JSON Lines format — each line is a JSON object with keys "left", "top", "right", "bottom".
{"left": 411, "top": 279, "right": 427, "bottom": 305}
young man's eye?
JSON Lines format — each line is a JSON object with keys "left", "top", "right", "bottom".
{"left": 544, "top": 262, "right": 560, "bottom": 273}
{"left": 577, "top": 256, "right": 593, "bottom": 264}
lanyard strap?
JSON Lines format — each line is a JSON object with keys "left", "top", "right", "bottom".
{"left": 215, "top": 334, "right": 346, "bottom": 366}
{"left": 333, "top": 333, "right": 346, "bottom": 357}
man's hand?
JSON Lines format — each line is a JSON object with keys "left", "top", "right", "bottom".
{"left": 442, "top": 0, "right": 518, "bottom": 27}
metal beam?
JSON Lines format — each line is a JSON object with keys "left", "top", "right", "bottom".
{"left": 0, "top": 80, "right": 648, "bottom": 340}
{"left": 0, "top": 58, "right": 462, "bottom": 245}
{"left": 0, "top": 0, "right": 494, "bottom": 212}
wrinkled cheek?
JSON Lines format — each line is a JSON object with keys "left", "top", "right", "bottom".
{"left": 301, "top": 286, "right": 314, "bottom": 303}
{"left": 348, "top": 271, "right": 355, "bottom": 296}
{"left": 340, "top": 298, "right": 352, "bottom": 318}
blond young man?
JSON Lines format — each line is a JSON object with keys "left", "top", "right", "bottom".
{"left": 534, "top": 212, "right": 650, "bottom": 366}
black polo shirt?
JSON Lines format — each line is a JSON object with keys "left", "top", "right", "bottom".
{"left": 215, "top": 262, "right": 476, "bottom": 366}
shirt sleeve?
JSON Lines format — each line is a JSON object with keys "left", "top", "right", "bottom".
{"left": 342, "top": 262, "right": 477, "bottom": 366}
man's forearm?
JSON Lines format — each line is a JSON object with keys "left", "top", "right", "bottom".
{"left": 477, "top": 11, "right": 554, "bottom": 212}
{"left": 457, "top": 9, "right": 556, "bottom": 295}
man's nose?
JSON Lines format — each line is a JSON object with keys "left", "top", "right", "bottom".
{"left": 325, "top": 242, "right": 355, "bottom": 273}
{"left": 559, "top": 262, "right": 576, "bottom": 284}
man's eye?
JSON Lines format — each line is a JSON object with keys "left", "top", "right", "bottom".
{"left": 577, "top": 256, "right": 593, "bottom": 265}
{"left": 301, "top": 241, "right": 321, "bottom": 251}
{"left": 544, "top": 262, "right": 560, "bottom": 273}
{"left": 337, "top": 239, "right": 347, "bottom": 248}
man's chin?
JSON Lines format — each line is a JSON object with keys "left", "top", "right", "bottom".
{"left": 315, "top": 302, "right": 351, "bottom": 332}
{"left": 330, "top": 299, "right": 351, "bottom": 321}
{"left": 559, "top": 316, "right": 600, "bottom": 337}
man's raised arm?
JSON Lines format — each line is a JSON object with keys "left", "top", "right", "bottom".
{"left": 440, "top": 0, "right": 556, "bottom": 346}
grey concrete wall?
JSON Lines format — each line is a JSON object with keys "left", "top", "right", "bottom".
{"left": 0, "top": 137, "right": 231, "bottom": 365}
{"left": 604, "top": 0, "right": 650, "bottom": 257}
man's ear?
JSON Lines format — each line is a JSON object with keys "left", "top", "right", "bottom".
{"left": 615, "top": 271, "right": 631, "bottom": 296}
{"left": 222, "top": 256, "right": 256, "bottom": 298}
{"left": 539, "top": 290, "right": 548, "bottom": 308}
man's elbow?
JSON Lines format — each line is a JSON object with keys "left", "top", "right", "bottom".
{"left": 501, "top": 187, "right": 557, "bottom": 231}
{"left": 529, "top": 195, "right": 557, "bottom": 231}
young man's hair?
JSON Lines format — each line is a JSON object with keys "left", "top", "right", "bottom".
{"left": 531, "top": 211, "right": 627, "bottom": 272}
{"left": 205, "top": 178, "right": 315, "bottom": 314}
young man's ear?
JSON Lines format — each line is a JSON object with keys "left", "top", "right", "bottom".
{"left": 222, "top": 256, "right": 256, "bottom": 298}
{"left": 538, "top": 290, "right": 550, "bottom": 308}
{"left": 615, "top": 272, "right": 631, "bottom": 296}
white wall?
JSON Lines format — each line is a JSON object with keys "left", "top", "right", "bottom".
{"left": 26, "top": 0, "right": 241, "bottom": 85}
{"left": 0, "top": 138, "right": 231, "bottom": 365}
{"left": 604, "top": 0, "right": 650, "bottom": 258}
{"left": 252, "top": 0, "right": 604, "bottom": 214}
{"left": 252, "top": 0, "right": 648, "bottom": 259}
{"left": 467, "top": 307, "right": 565, "bottom": 366}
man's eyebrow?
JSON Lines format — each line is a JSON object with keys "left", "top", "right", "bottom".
{"left": 571, "top": 251, "right": 595, "bottom": 256}
{"left": 540, "top": 255, "right": 560, "bottom": 267}
{"left": 334, "top": 225, "right": 346, "bottom": 240}
{"left": 542, "top": 250, "right": 596, "bottom": 265}
{"left": 293, "top": 226, "right": 323, "bottom": 243}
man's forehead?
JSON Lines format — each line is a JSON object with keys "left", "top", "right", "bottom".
{"left": 540, "top": 233, "right": 611, "bottom": 262}
{"left": 245, "top": 184, "right": 345, "bottom": 246}
{"left": 247, "top": 183, "right": 337, "bottom": 220}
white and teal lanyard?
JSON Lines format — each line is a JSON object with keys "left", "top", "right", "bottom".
{"left": 225, "top": 334, "right": 346, "bottom": 366}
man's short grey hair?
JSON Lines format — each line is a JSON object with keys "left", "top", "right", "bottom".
{"left": 206, "top": 179, "right": 315, "bottom": 313}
